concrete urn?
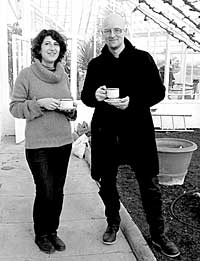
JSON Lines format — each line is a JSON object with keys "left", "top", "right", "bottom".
{"left": 156, "top": 138, "right": 197, "bottom": 185}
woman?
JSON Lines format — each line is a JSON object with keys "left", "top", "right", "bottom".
{"left": 10, "top": 29, "right": 76, "bottom": 254}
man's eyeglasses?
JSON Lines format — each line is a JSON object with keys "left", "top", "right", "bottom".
{"left": 102, "top": 28, "right": 123, "bottom": 36}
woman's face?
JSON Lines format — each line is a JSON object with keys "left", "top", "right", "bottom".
{"left": 40, "top": 36, "right": 60, "bottom": 67}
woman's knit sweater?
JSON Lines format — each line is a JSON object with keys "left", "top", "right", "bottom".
{"left": 10, "top": 59, "right": 73, "bottom": 149}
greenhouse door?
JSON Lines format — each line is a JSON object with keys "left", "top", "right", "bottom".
{"left": 12, "top": 35, "right": 31, "bottom": 143}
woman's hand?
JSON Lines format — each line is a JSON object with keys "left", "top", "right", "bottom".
{"left": 37, "top": 98, "right": 60, "bottom": 110}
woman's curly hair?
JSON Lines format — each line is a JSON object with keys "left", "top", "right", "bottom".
{"left": 31, "top": 29, "right": 67, "bottom": 65}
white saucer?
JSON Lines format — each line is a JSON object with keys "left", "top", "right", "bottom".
{"left": 104, "top": 98, "right": 121, "bottom": 103}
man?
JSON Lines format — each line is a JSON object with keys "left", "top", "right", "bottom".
{"left": 81, "top": 13, "right": 180, "bottom": 258}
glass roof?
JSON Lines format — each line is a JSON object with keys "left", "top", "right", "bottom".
{"left": 30, "top": 0, "right": 200, "bottom": 52}
{"left": 126, "top": 0, "right": 200, "bottom": 52}
{"left": 7, "top": 0, "right": 200, "bottom": 52}
{"left": 31, "top": 0, "right": 99, "bottom": 38}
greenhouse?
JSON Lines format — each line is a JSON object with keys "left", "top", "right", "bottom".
{"left": 1, "top": 0, "right": 200, "bottom": 142}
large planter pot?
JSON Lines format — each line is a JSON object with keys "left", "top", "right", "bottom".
{"left": 156, "top": 138, "right": 197, "bottom": 185}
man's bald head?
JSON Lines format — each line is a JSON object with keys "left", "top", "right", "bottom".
{"left": 101, "top": 13, "right": 126, "bottom": 55}
{"left": 102, "top": 13, "right": 126, "bottom": 30}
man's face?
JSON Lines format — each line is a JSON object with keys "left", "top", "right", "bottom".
{"left": 102, "top": 14, "right": 126, "bottom": 51}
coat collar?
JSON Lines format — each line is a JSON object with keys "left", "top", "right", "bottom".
{"left": 101, "top": 37, "right": 136, "bottom": 59}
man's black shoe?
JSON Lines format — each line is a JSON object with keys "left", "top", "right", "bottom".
{"left": 152, "top": 234, "right": 180, "bottom": 258}
{"left": 48, "top": 233, "right": 66, "bottom": 251}
{"left": 103, "top": 225, "right": 119, "bottom": 245}
{"left": 35, "top": 235, "right": 55, "bottom": 254}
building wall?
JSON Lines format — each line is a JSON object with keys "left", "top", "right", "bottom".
{"left": 152, "top": 101, "right": 200, "bottom": 130}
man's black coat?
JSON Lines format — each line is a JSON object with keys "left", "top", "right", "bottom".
{"left": 81, "top": 38, "right": 165, "bottom": 181}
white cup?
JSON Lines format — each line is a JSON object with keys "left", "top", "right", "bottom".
{"left": 59, "top": 99, "right": 74, "bottom": 110}
{"left": 106, "top": 88, "right": 119, "bottom": 99}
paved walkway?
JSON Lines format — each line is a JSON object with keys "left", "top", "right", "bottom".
{"left": 0, "top": 136, "right": 156, "bottom": 261}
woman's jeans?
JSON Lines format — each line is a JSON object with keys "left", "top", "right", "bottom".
{"left": 25, "top": 144, "right": 72, "bottom": 237}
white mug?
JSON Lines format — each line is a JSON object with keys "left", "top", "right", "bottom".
{"left": 59, "top": 99, "right": 74, "bottom": 110}
{"left": 106, "top": 88, "right": 119, "bottom": 99}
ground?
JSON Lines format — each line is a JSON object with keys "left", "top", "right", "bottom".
{"left": 117, "top": 129, "right": 200, "bottom": 261}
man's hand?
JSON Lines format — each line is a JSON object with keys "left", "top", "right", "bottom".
{"left": 95, "top": 86, "right": 107, "bottom": 101}
{"left": 105, "top": 96, "right": 130, "bottom": 110}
